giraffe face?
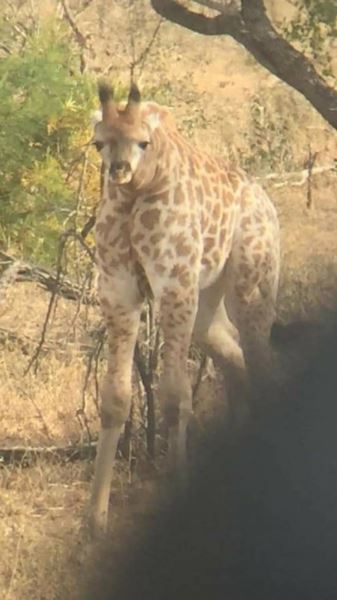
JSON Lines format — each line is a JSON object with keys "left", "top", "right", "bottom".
{"left": 93, "top": 123, "right": 151, "bottom": 185}
{"left": 93, "top": 82, "right": 159, "bottom": 186}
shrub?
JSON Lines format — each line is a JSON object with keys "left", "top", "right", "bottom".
{"left": 0, "top": 21, "right": 97, "bottom": 266}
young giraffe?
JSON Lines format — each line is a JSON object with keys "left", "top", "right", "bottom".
{"left": 90, "top": 82, "right": 280, "bottom": 537}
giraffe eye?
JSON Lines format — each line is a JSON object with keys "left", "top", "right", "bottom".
{"left": 138, "top": 141, "right": 150, "bottom": 150}
{"left": 93, "top": 140, "right": 104, "bottom": 152}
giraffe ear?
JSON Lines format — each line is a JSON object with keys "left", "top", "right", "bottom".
{"left": 143, "top": 111, "right": 161, "bottom": 133}
{"left": 91, "top": 109, "right": 102, "bottom": 129}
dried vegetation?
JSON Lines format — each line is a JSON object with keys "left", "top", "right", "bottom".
{"left": 1, "top": 0, "right": 337, "bottom": 597}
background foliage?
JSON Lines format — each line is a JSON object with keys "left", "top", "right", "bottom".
{"left": 1, "top": 2, "right": 337, "bottom": 598}
{"left": 0, "top": 21, "right": 97, "bottom": 266}
{"left": 285, "top": 0, "right": 337, "bottom": 75}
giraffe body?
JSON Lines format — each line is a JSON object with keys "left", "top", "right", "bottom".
{"left": 90, "top": 83, "right": 280, "bottom": 536}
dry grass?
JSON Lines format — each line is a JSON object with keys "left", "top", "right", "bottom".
{"left": 272, "top": 176, "right": 337, "bottom": 321}
{"left": 1, "top": 1, "right": 337, "bottom": 597}
{"left": 0, "top": 461, "right": 88, "bottom": 600}
{"left": 0, "top": 284, "right": 100, "bottom": 448}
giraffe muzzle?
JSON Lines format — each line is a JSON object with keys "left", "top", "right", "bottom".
{"left": 109, "top": 161, "right": 132, "bottom": 184}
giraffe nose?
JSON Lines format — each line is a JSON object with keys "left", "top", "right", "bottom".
{"left": 110, "top": 161, "right": 130, "bottom": 176}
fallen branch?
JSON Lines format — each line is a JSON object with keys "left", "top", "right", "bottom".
{"left": 0, "top": 250, "right": 98, "bottom": 306}
{"left": 0, "top": 326, "right": 96, "bottom": 357}
{"left": 0, "top": 436, "right": 134, "bottom": 468}
{"left": 257, "top": 162, "right": 336, "bottom": 189}
{"left": 0, "top": 441, "right": 98, "bottom": 467}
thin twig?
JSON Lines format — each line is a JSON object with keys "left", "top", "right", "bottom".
{"left": 306, "top": 145, "right": 318, "bottom": 209}
{"left": 24, "top": 235, "right": 67, "bottom": 375}
{"left": 127, "top": 1, "right": 163, "bottom": 81}
{"left": 65, "top": 147, "right": 90, "bottom": 233}
{"left": 192, "top": 354, "right": 208, "bottom": 407}
{"left": 0, "top": 43, "right": 11, "bottom": 54}
{"left": 135, "top": 340, "right": 157, "bottom": 460}
{"left": 133, "top": 18, "right": 163, "bottom": 78}
{"left": 68, "top": 262, "right": 96, "bottom": 336}
{"left": 17, "top": 387, "right": 53, "bottom": 442}
{"left": 74, "top": 0, "right": 95, "bottom": 16}
{"left": 59, "top": 0, "right": 93, "bottom": 73}
{"left": 93, "top": 326, "right": 106, "bottom": 414}
{"left": 81, "top": 214, "right": 96, "bottom": 239}
{"left": 66, "top": 229, "right": 96, "bottom": 264}
{"left": 5, "top": 526, "right": 24, "bottom": 600}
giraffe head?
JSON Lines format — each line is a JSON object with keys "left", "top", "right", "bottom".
{"left": 92, "top": 81, "right": 160, "bottom": 186}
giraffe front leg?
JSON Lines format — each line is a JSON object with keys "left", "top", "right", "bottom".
{"left": 158, "top": 288, "right": 198, "bottom": 475}
{"left": 90, "top": 301, "right": 141, "bottom": 538}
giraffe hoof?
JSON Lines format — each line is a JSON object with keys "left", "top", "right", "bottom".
{"left": 89, "top": 510, "right": 108, "bottom": 540}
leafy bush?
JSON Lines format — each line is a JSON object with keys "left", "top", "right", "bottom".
{"left": 285, "top": 0, "right": 337, "bottom": 76}
{"left": 240, "top": 91, "right": 296, "bottom": 176}
{"left": 0, "top": 21, "right": 98, "bottom": 265}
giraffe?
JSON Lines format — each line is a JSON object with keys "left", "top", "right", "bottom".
{"left": 90, "top": 81, "right": 280, "bottom": 537}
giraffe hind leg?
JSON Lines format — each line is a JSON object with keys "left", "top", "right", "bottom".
{"left": 158, "top": 287, "right": 198, "bottom": 477}
{"left": 224, "top": 241, "right": 280, "bottom": 406}
{"left": 193, "top": 293, "right": 248, "bottom": 427}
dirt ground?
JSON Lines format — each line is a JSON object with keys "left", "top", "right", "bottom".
{"left": 1, "top": 1, "right": 337, "bottom": 598}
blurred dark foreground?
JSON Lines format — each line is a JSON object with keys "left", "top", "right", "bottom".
{"left": 84, "top": 314, "right": 337, "bottom": 600}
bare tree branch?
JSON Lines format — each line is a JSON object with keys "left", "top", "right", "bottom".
{"left": 151, "top": 0, "right": 238, "bottom": 35}
{"left": 0, "top": 43, "right": 11, "bottom": 55}
{"left": 192, "top": 353, "right": 208, "bottom": 406}
{"left": 240, "top": 0, "right": 337, "bottom": 130}
{"left": 193, "top": 0, "right": 239, "bottom": 13}
{"left": 150, "top": 0, "right": 337, "bottom": 131}
{"left": 59, "top": 0, "right": 94, "bottom": 72}
{"left": 74, "top": 0, "right": 95, "bottom": 17}
{"left": 135, "top": 341, "right": 157, "bottom": 460}
{"left": 130, "top": 17, "right": 164, "bottom": 80}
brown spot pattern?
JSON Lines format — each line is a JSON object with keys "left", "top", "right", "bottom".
{"left": 170, "top": 264, "right": 191, "bottom": 287}
{"left": 174, "top": 183, "right": 185, "bottom": 205}
{"left": 140, "top": 208, "right": 161, "bottom": 229}
{"left": 212, "top": 203, "right": 221, "bottom": 220}
{"left": 204, "top": 236, "right": 215, "bottom": 253}
{"left": 202, "top": 176, "right": 211, "bottom": 196}
{"left": 141, "top": 245, "right": 151, "bottom": 255}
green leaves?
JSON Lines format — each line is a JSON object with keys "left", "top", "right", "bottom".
{"left": 304, "top": 0, "right": 337, "bottom": 25}
{"left": 0, "top": 21, "right": 96, "bottom": 265}
{"left": 285, "top": 1, "right": 337, "bottom": 74}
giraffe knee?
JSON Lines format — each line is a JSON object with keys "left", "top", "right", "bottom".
{"left": 100, "top": 374, "right": 131, "bottom": 429}
{"left": 159, "top": 375, "right": 192, "bottom": 428}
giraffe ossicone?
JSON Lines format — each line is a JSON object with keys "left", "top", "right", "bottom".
{"left": 90, "top": 81, "right": 280, "bottom": 537}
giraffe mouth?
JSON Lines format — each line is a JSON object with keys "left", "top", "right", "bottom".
{"left": 109, "top": 162, "right": 133, "bottom": 185}
{"left": 109, "top": 171, "right": 133, "bottom": 186}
